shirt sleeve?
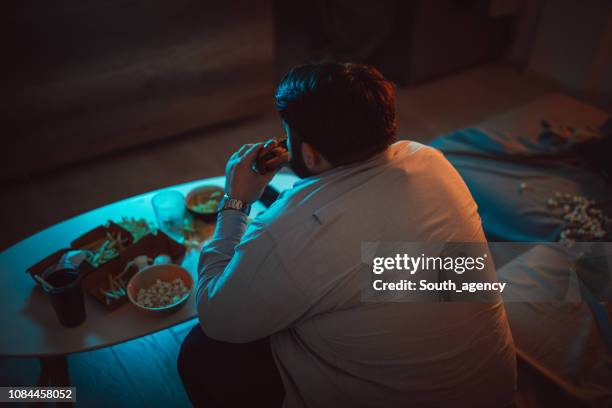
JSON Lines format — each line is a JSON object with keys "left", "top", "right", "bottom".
{"left": 196, "top": 210, "right": 310, "bottom": 343}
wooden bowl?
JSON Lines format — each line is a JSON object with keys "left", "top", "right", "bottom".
{"left": 185, "top": 185, "right": 224, "bottom": 222}
{"left": 126, "top": 264, "right": 194, "bottom": 316}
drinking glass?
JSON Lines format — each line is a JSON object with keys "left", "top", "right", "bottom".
{"left": 152, "top": 190, "right": 185, "bottom": 241}
{"left": 42, "top": 268, "right": 86, "bottom": 328}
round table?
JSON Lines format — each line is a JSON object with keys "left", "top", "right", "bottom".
{"left": 0, "top": 173, "right": 298, "bottom": 385}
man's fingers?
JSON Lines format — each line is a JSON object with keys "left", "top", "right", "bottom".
{"left": 271, "top": 147, "right": 288, "bottom": 156}
{"left": 242, "top": 142, "right": 264, "bottom": 160}
{"left": 263, "top": 157, "right": 284, "bottom": 170}
{"left": 236, "top": 143, "right": 254, "bottom": 157}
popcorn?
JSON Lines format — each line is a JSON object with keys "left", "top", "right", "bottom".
{"left": 548, "top": 192, "right": 611, "bottom": 245}
{"left": 136, "top": 278, "right": 189, "bottom": 308}
{"left": 547, "top": 198, "right": 558, "bottom": 208}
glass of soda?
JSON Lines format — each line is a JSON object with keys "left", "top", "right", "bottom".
{"left": 42, "top": 268, "right": 86, "bottom": 328}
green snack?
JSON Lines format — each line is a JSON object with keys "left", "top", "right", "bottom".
{"left": 117, "top": 217, "right": 153, "bottom": 242}
{"left": 192, "top": 191, "right": 222, "bottom": 213}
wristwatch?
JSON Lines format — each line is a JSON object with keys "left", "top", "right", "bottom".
{"left": 218, "top": 194, "right": 252, "bottom": 214}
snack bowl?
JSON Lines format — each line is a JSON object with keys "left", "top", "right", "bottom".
{"left": 185, "top": 185, "right": 224, "bottom": 222}
{"left": 127, "top": 264, "right": 194, "bottom": 316}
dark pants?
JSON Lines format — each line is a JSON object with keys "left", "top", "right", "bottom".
{"left": 177, "top": 324, "right": 285, "bottom": 408}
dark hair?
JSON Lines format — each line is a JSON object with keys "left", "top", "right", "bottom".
{"left": 275, "top": 62, "right": 397, "bottom": 166}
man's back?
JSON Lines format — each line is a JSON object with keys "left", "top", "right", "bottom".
{"left": 251, "top": 141, "right": 517, "bottom": 407}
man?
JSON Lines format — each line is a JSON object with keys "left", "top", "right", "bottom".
{"left": 178, "top": 63, "right": 516, "bottom": 407}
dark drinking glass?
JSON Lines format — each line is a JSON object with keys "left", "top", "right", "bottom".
{"left": 43, "top": 268, "right": 86, "bottom": 328}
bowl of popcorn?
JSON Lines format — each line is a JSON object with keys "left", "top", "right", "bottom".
{"left": 126, "top": 264, "right": 194, "bottom": 315}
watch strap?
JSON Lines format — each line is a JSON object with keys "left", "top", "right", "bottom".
{"left": 218, "top": 195, "right": 251, "bottom": 214}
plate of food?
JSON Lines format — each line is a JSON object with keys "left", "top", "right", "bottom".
{"left": 185, "top": 185, "right": 224, "bottom": 222}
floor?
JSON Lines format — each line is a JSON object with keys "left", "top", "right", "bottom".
{"left": 0, "top": 320, "right": 196, "bottom": 407}
{"left": 0, "top": 62, "right": 561, "bottom": 407}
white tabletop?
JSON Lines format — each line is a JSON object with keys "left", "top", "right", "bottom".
{"left": 0, "top": 173, "right": 298, "bottom": 357}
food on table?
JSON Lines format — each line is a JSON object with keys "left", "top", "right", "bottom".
{"left": 182, "top": 214, "right": 216, "bottom": 250}
{"left": 117, "top": 217, "right": 153, "bottom": 242}
{"left": 99, "top": 255, "right": 150, "bottom": 305}
{"left": 136, "top": 278, "right": 189, "bottom": 308}
{"left": 100, "top": 267, "right": 130, "bottom": 305}
{"left": 153, "top": 254, "right": 172, "bottom": 265}
{"left": 190, "top": 191, "right": 223, "bottom": 213}
{"left": 83, "top": 232, "right": 128, "bottom": 267}
{"left": 125, "top": 255, "right": 152, "bottom": 272}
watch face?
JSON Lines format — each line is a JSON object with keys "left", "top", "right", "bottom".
{"left": 228, "top": 198, "right": 242, "bottom": 210}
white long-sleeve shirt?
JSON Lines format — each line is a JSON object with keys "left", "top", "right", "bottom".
{"left": 197, "top": 141, "right": 516, "bottom": 408}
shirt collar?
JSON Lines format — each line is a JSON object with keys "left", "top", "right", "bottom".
{"left": 292, "top": 144, "right": 397, "bottom": 188}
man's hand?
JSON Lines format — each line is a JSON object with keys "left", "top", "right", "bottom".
{"left": 224, "top": 142, "right": 281, "bottom": 203}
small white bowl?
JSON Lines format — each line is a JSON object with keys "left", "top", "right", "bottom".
{"left": 127, "top": 264, "right": 194, "bottom": 315}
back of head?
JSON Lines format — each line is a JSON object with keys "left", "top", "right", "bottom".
{"left": 275, "top": 62, "right": 397, "bottom": 166}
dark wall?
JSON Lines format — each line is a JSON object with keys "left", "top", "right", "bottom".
{"left": 274, "top": 0, "right": 513, "bottom": 85}
{"left": 1, "top": 0, "right": 275, "bottom": 182}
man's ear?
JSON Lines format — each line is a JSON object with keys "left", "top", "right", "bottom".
{"left": 301, "top": 142, "right": 318, "bottom": 169}
{"left": 301, "top": 142, "right": 333, "bottom": 173}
